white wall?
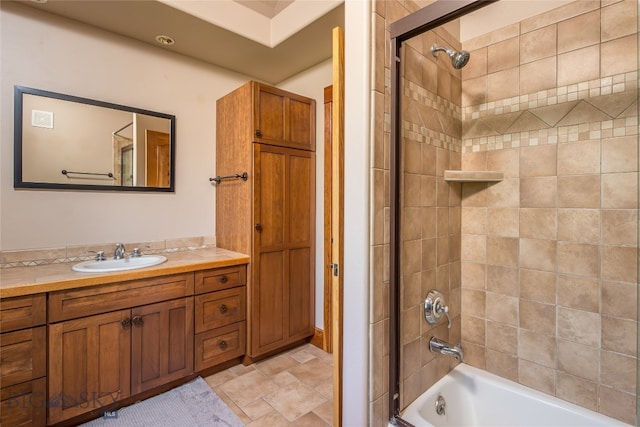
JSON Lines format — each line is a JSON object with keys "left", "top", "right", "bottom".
{"left": 341, "top": 0, "right": 370, "bottom": 425}
{"left": 0, "top": 2, "right": 243, "bottom": 250}
{"left": 1, "top": 2, "right": 331, "bottom": 331}
{"left": 0, "top": 2, "right": 330, "bottom": 256}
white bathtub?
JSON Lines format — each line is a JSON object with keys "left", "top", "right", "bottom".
{"left": 396, "top": 363, "right": 631, "bottom": 427}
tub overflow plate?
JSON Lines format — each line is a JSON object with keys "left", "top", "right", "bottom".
{"left": 435, "top": 394, "right": 446, "bottom": 416}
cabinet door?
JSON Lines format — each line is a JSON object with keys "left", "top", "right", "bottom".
{"left": 1, "top": 377, "right": 46, "bottom": 427}
{"left": 130, "top": 298, "right": 194, "bottom": 394}
{"left": 286, "top": 151, "right": 315, "bottom": 340}
{"left": 48, "top": 310, "right": 131, "bottom": 424}
{"left": 252, "top": 144, "right": 315, "bottom": 356}
{"left": 253, "top": 83, "right": 316, "bottom": 151}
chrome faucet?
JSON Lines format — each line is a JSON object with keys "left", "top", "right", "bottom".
{"left": 429, "top": 337, "right": 464, "bottom": 361}
{"left": 114, "top": 243, "right": 126, "bottom": 259}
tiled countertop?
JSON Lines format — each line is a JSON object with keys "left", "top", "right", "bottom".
{"left": 0, "top": 247, "right": 249, "bottom": 298}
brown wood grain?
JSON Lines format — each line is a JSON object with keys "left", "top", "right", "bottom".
{"left": 323, "top": 85, "right": 333, "bottom": 353}
{"left": 216, "top": 82, "right": 316, "bottom": 360}
{"left": 252, "top": 82, "right": 316, "bottom": 151}
{"left": 331, "top": 26, "right": 345, "bottom": 427}
{"left": 48, "top": 273, "right": 194, "bottom": 322}
{"left": 194, "top": 266, "right": 246, "bottom": 294}
{"left": 1, "top": 377, "right": 46, "bottom": 427}
{"left": 195, "top": 287, "right": 246, "bottom": 333}
{"left": 130, "top": 297, "right": 194, "bottom": 395}
{"left": 48, "top": 310, "right": 131, "bottom": 424}
{"left": 194, "top": 321, "right": 246, "bottom": 371}
{"left": 0, "top": 294, "right": 46, "bottom": 333}
{"left": 0, "top": 327, "right": 46, "bottom": 388}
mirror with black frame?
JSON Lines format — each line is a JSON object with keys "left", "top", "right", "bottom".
{"left": 14, "top": 86, "right": 175, "bottom": 192}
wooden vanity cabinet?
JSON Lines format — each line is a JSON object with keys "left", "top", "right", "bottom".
{"left": 47, "top": 274, "right": 194, "bottom": 425}
{"left": 216, "top": 81, "right": 316, "bottom": 361}
{"left": 0, "top": 294, "right": 47, "bottom": 427}
{"left": 194, "top": 266, "right": 246, "bottom": 371}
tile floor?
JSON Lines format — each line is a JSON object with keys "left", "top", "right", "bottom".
{"left": 205, "top": 343, "right": 334, "bottom": 426}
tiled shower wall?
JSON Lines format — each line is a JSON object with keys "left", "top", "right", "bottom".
{"left": 370, "top": 1, "right": 412, "bottom": 424}
{"left": 459, "top": 0, "right": 638, "bottom": 424}
{"left": 398, "top": 25, "right": 464, "bottom": 410}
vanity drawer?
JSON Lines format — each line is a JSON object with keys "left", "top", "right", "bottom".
{"left": 0, "top": 294, "right": 46, "bottom": 333}
{"left": 195, "top": 287, "right": 246, "bottom": 333}
{"left": 49, "top": 273, "right": 194, "bottom": 322}
{"left": 0, "top": 327, "right": 46, "bottom": 388}
{"left": 195, "top": 321, "right": 245, "bottom": 371}
{"left": 195, "top": 266, "right": 246, "bottom": 294}
{"left": 1, "top": 377, "right": 46, "bottom": 427}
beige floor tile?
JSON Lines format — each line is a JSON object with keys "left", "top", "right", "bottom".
{"left": 204, "top": 369, "right": 237, "bottom": 388}
{"left": 220, "top": 369, "right": 279, "bottom": 407}
{"left": 255, "top": 354, "right": 299, "bottom": 377}
{"left": 229, "top": 363, "right": 257, "bottom": 376}
{"left": 288, "top": 349, "right": 318, "bottom": 364}
{"left": 272, "top": 370, "right": 302, "bottom": 387}
{"left": 288, "top": 358, "right": 333, "bottom": 388}
{"left": 246, "top": 412, "right": 290, "bottom": 427}
{"left": 315, "top": 379, "right": 334, "bottom": 399}
{"left": 242, "top": 398, "right": 276, "bottom": 421}
{"left": 209, "top": 344, "right": 334, "bottom": 426}
{"left": 292, "top": 411, "right": 331, "bottom": 426}
{"left": 312, "top": 399, "right": 334, "bottom": 425}
{"left": 263, "top": 382, "right": 328, "bottom": 422}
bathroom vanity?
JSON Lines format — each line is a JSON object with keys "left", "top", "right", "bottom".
{"left": 0, "top": 248, "right": 248, "bottom": 426}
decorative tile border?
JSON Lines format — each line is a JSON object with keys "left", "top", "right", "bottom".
{"left": 401, "top": 79, "right": 463, "bottom": 153}
{"left": 0, "top": 236, "right": 216, "bottom": 269}
{"left": 462, "top": 72, "right": 639, "bottom": 153}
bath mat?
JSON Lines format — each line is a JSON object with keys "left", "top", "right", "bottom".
{"left": 80, "top": 377, "right": 244, "bottom": 427}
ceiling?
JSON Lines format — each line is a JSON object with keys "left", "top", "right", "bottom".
{"left": 234, "top": 0, "right": 294, "bottom": 18}
{"left": 16, "top": 0, "right": 571, "bottom": 84}
{"left": 18, "top": 0, "right": 344, "bottom": 85}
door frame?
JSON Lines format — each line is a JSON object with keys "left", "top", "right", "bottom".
{"left": 329, "top": 25, "right": 345, "bottom": 427}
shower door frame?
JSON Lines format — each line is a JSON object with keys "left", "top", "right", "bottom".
{"left": 387, "top": 0, "right": 497, "bottom": 422}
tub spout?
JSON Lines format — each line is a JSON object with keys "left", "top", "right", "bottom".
{"left": 429, "top": 337, "right": 464, "bottom": 361}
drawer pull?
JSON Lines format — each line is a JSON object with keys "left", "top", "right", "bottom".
{"left": 219, "top": 304, "right": 228, "bottom": 314}
{"left": 121, "top": 318, "right": 131, "bottom": 329}
{"left": 132, "top": 315, "right": 144, "bottom": 327}
{"left": 219, "top": 340, "right": 227, "bottom": 350}
{"left": 219, "top": 275, "right": 228, "bottom": 284}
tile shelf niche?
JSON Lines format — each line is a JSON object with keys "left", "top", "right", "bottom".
{"left": 444, "top": 170, "right": 504, "bottom": 182}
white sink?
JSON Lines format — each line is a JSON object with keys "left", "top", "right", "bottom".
{"left": 72, "top": 255, "right": 167, "bottom": 273}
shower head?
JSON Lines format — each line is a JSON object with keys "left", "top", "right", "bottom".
{"left": 431, "top": 44, "right": 470, "bottom": 69}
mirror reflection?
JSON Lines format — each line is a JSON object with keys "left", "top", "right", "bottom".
{"left": 15, "top": 86, "right": 175, "bottom": 191}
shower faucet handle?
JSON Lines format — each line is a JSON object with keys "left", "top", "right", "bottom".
{"left": 424, "top": 290, "right": 451, "bottom": 329}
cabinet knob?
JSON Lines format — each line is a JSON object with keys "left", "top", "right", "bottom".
{"left": 132, "top": 315, "right": 144, "bottom": 327}
{"left": 219, "top": 304, "right": 228, "bottom": 314}
{"left": 255, "top": 129, "right": 262, "bottom": 138}
{"left": 255, "top": 223, "right": 263, "bottom": 232}
{"left": 219, "top": 340, "right": 227, "bottom": 350}
{"left": 219, "top": 275, "right": 228, "bottom": 284}
{"left": 121, "top": 318, "right": 131, "bottom": 329}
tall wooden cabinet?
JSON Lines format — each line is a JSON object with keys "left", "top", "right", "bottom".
{"left": 216, "top": 81, "right": 316, "bottom": 361}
